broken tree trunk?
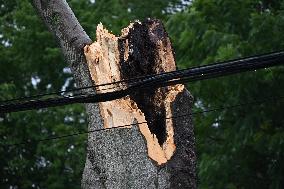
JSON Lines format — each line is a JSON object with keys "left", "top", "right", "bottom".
{"left": 32, "top": 0, "right": 196, "bottom": 187}
{"left": 82, "top": 19, "right": 196, "bottom": 188}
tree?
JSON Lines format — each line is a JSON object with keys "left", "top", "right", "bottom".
{"left": 30, "top": 0, "right": 196, "bottom": 188}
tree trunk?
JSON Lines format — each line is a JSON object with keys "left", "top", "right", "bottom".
{"left": 32, "top": 1, "right": 196, "bottom": 188}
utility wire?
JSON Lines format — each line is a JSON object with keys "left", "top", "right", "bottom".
{"left": 2, "top": 50, "right": 283, "bottom": 103}
{"left": 3, "top": 95, "right": 284, "bottom": 147}
{"left": 1, "top": 51, "right": 284, "bottom": 114}
{"left": 2, "top": 50, "right": 284, "bottom": 103}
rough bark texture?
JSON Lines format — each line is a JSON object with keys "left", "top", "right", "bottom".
{"left": 32, "top": 0, "right": 96, "bottom": 98}
{"left": 32, "top": 0, "right": 105, "bottom": 184}
{"left": 32, "top": 0, "right": 196, "bottom": 188}
{"left": 82, "top": 20, "right": 196, "bottom": 188}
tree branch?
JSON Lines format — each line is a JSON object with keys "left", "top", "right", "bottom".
{"left": 31, "top": 2, "right": 105, "bottom": 186}
{"left": 32, "top": 0, "right": 91, "bottom": 51}
{"left": 31, "top": 0, "right": 94, "bottom": 88}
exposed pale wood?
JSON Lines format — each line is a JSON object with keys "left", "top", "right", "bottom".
{"left": 84, "top": 23, "right": 187, "bottom": 165}
{"left": 83, "top": 20, "right": 196, "bottom": 188}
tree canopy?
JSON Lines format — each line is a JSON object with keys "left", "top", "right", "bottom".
{"left": 0, "top": 0, "right": 283, "bottom": 188}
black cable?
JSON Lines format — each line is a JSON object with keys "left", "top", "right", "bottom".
{"left": 3, "top": 95, "right": 284, "bottom": 147}
{"left": 2, "top": 50, "right": 283, "bottom": 103}
{"left": 1, "top": 51, "right": 284, "bottom": 114}
{"left": 2, "top": 50, "right": 283, "bottom": 104}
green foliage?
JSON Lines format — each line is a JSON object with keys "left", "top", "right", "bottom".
{"left": 69, "top": 0, "right": 185, "bottom": 36}
{"left": 167, "top": 0, "right": 284, "bottom": 188}
{"left": 1, "top": 0, "right": 284, "bottom": 188}
{"left": 0, "top": 0, "right": 86, "bottom": 188}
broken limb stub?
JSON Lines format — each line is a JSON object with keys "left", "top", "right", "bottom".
{"left": 82, "top": 19, "right": 196, "bottom": 189}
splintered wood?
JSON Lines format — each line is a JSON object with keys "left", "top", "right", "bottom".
{"left": 84, "top": 22, "right": 184, "bottom": 165}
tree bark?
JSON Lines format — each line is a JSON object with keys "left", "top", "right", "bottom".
{"left": 32, "top": 1, "right": 196, "bottom": 188}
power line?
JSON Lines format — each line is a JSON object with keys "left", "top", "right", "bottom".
{"left": 2, "top": 50, "right": 283, "bottom": 104}
{"left": 3, "top": 95, "right": 284, "bottom": 147}
{"left": 1, "top": 51, "right": 284, "bottom": 114}
{"left": 3, "top": 50, "right": 282, "bottom": 103}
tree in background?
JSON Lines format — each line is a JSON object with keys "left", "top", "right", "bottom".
{"left": 167, "top": 0, "right": 284, "bottom": 188}
{"left": 0, "top": 0, "right": 283, "bottom": 188}
{"left": 0, "top": 1, "right": 87, "bottom": 187}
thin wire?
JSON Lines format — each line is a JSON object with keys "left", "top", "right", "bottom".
{"left": 3, "top": 94, "right": 284, "bottom": 147}
{"left": 1, "top": 50, "right": 284, "bottom": 104}
{"left": 1, "top": 50, "right": 284, "bottom": 114}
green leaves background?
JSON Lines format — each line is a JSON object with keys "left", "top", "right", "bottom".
{"left": 0, "top": 0, "right": 283, "bottom": 188}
